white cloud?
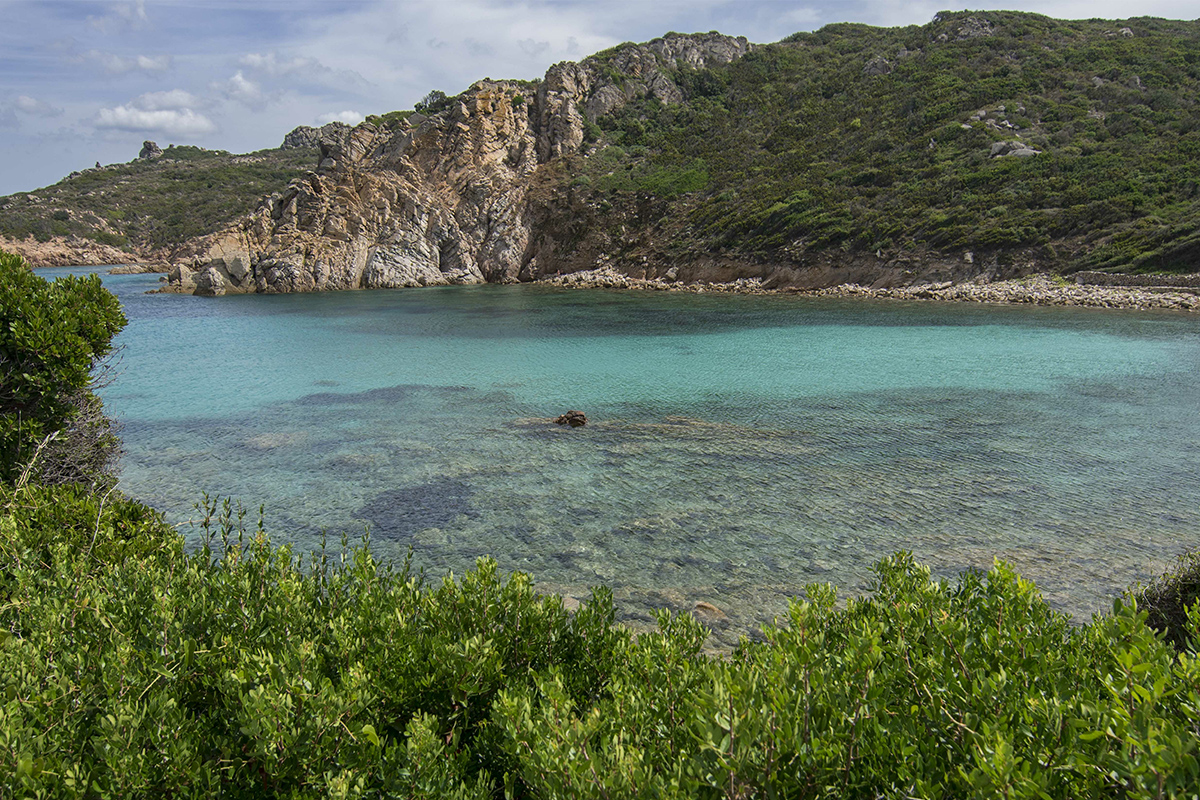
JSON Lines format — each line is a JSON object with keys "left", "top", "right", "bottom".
{"left": 237, "top": 51, "right": 374, "bottom": 95}
{"left": 316, "top": 110, "right": 364, "bottom": 125}
{"left": 239, "top": 52, "right": 311, "bottom": 77}
{"left": 87, "top": 0, "right": 149, "bottom": 33}
{"left": 94, "top": 91, "right": 216, "bottom": 135}
{"left": 82, "top": 50, "right": 172, "bottom": 75}
{"left": 15, "top": 96, "right": 64, "bottom": 118}
{"left": 216, "top": 71, "right": 266, "bottom": 106}
{"left": 134, "top": 89, "right": 201, "bottom": 111}
{"left": 136, "top": 55, "right": 172, "bottom": 71}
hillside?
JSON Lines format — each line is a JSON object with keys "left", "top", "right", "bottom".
{"left": 6, "top": 11, "right": 1200, "bottom": 284}
{"left": 167, "top": 11, "right": 1200, "bottom": 295}
{"left": 577, "top": 12, "right": 1200, "bottom": 278}
{"left": 0, "top": 139, "right": 320, "bottom": 266}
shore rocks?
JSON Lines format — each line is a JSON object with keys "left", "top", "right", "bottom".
{"left": 532, "top": 269, "right": 1199, "bottom": 312}
{"left": 808, "top": 275, "right": 1199, "bottom": 311}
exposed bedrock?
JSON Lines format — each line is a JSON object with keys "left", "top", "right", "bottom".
{"left": 169, "top": 33, "right": 753, "bottom": 296}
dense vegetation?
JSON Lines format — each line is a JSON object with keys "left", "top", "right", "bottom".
{"left": 570, "top": 11, "right": 1200, "bottom": 274}
{"left": 3, "top": 249, "right": 1200, "bottom": 797}
{"left": 0, "top": 251, "right": 125, "bottom": 486}
{"left": 0, "top": 145, "right": 316, "bottom": 252}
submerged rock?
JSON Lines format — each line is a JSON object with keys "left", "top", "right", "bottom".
{"left": 555, "top": 410, "right": 588, "bottom": 427}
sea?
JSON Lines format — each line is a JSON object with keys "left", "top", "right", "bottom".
{"left": 38, "top": 267, "right": 1200, "bottom": 645}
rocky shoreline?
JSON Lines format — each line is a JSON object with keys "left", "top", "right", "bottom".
{"left": 536, "top": 267, "right": 1200, "bottom": 312}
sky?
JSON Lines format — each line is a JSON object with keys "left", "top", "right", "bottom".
{"left": 1, "top": 0, "right": 1197, "bottom": 196}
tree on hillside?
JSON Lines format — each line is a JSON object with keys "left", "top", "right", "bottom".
{"left": 0, "top": 251, "right": 126, "bottom": 487}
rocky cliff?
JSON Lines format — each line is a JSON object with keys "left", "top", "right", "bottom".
{"left": 170, "top": 33, "right": 753, "bottom": 295}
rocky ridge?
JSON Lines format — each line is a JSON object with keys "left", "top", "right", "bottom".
{"left": 169, "top": 33, "right": 753, "bottom": 296}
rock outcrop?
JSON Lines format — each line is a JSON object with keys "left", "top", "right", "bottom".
{"left": 168, "top": 33, "right": 753, "bottom": 296}
{"left": 281, "top": 122, "right": 350, "bottom": 150}
{"left": 138, "top": 141, "right": 163, "bottom": 160}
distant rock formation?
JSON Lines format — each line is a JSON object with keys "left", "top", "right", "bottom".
{"left": 281, "top": 122, "right": 351, "bottom": 150}
{"left": 169, "top": 32, "right": 753, "bottom": 296}
{"left": 138, "top": 141, "right": 163, "bottom": 160}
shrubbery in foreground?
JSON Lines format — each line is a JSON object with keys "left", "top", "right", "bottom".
{"left": 0, "top": 251, "right": 125, "bottom": 487}
{"left": 2, "top": 486, "right": 1199, "bottom": 799}
{"left": 3, "top": 250, "right": 1200, "bottom": 797}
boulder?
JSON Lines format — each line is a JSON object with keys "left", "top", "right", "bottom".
{"left": 138, "top": 141, "right": 163, "bottom": 160}
{"left": 989, "top": 140, "right": 1040, "bottom": 158}
{"left": 554, "top": 410, "right": 588, "bottom": 427}
{"left": 862, "top": 56, "right": 893, "bottom": 76}
{"left": 193, "top": 266, "right": 228, "bottom": 296}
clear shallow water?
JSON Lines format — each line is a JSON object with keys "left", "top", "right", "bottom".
{"left": 41, "top": 268, "right": 1200, "bottom": 646}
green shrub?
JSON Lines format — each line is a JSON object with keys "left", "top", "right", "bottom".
{"left": 0, "top": 251, "right": 125, "bottom": 486}
{"left": 3, "top": 481, "right": 1200, "bottom": 798}
{"left": 1132, "top": 548, "right": 1200, "bottom": 652}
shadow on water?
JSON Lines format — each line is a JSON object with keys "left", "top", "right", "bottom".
{"left": 357, "top": 480, "right": 480, "bottom": 542}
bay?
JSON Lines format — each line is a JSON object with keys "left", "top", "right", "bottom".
{"left": 40, "top": 267, "right": 1200, "bottom": 646}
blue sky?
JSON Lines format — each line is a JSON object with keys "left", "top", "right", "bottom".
{"left": 1, "top": 0, "right": 1197, "bottom": 196}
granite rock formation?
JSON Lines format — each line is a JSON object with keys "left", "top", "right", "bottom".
{"left": 138, "top": 141, "right": 163, "bottom": 160}
{"left": 168, "top": 33, "right": 753, "bottom": 296}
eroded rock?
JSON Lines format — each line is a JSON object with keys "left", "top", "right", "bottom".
{"left": 554, "top": 410, "right": 588, "bottom": 427}
{"left": 168, "top": 33, "right": 753, "bottom": 296}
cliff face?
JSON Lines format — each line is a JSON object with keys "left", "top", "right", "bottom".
{"left": 170, "top": 33, "right": 752, "bottom": 296}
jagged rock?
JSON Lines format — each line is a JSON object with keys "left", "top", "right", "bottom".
{"left": 169, "top": 32, "right": 753, "bottom": 296}
{"left": 863, "top": 56, "right": 893, "bottom": 76}
{"left": 138, "top": 141, "right": 162, "bottom": 160}
{"left": 281, "top": 122, "right": 351, "bottom": 150}
{"left": 554, "top": 410, "right": 588, "bottom": 427}
{"left": 193, "top": 266, "right": 228, "bottom": 296}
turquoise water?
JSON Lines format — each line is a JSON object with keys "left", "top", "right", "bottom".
{"left": 41, "top": 268, "right": 1200, "bottom": 645}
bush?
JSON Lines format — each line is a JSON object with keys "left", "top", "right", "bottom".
{"left": 4, "top": 500, "right": 1200, "bottom": 799}
{"left": 0, "top": 251, "right": 126, "bottom": 486}
{"left": 1131, "top": 548, "right": 1200, "bottom": 652}
{"left": 415, "top": 90, "right": 453, "bottom": 115}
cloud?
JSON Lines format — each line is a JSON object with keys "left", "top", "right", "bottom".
{"left": 88, "top": 0, "right": 149, "bottom": 33}
{"left": 518, "top": 39, "right": 550, "bottom": 59}
{"left": 81, "top": 50, "right": 172, "bottom": 75}
{"left": 237, "top": 51, "right": 374, "bottom": 94}
{"left": 94, "top": 91, "right": 216, "bottom": 136}
{"left": 133, "top": 89, "right": 201, "bottom": 111}
{"left": 15, "top": 96, "right": 64, "bottom": 118}
{"left": 0, "top": 107, "right": 18, "bottom": 130}
{"left": 239, "top": 52, "right": 312, "bottom": 77}
{"left": 216, "top": 71, "right": 266, "bottom": 106}
{"left": 315, "top": 110, "right": 364, "bottom": 125}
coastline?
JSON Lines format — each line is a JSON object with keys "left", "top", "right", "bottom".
{"left": 536, "top": 267, "right": 1200, "bottom": 312}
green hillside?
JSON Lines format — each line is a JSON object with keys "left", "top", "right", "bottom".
{"left": 0, "top": 144, "right": 316, "bottom": 253}
{"left": 568, "top": 11, "right": 1200, "bottom": 274}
